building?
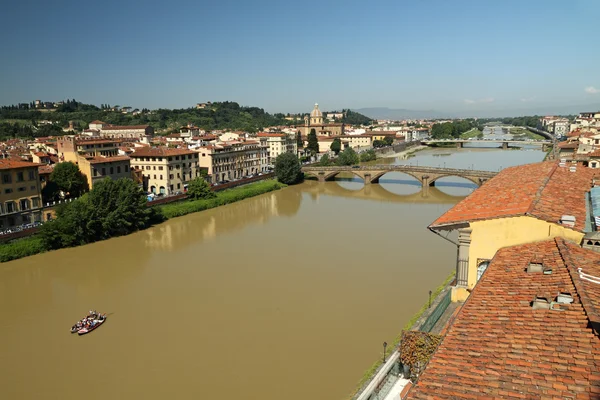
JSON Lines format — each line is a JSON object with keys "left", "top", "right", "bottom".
{"left": 429, "top": 161, "right": 598, "bottom": 302}
{"left": 197, "top": 140, "right": 265, "bottom": 184}
{"left": 129, "top": 147, "right": 201, "bottom": 195}
{"left": 86, "top": 120, "right": 153, "bottom": 140}
{"left": 0, "top": 159, "right": 42, "bottom": 228}
{"left": 56, "top": 136, "right": 132, "bottom": 188}
{"left": 406, "top": 238, "right": 600, "bottom": 399}
{"left": 296, "top": 103, "right": 345, "bottom": 140}
{"left": 256, "top": 133, "right": 297, "bottom": 165}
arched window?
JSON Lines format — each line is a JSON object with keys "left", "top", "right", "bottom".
{"left": 477, "top": 260, "right": 490, "bottom": 282}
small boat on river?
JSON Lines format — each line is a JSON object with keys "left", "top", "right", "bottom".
{"left": 70, "top": 311, "right": 107, "bottom": 335}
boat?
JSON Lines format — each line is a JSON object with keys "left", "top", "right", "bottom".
{"left": 77, "top": 315, "right": 107, "bottom": 336}
{"left": 69, "top": 311, "right": 106, "bottom": 334}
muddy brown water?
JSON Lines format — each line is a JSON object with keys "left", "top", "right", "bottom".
{"left": 0, "top": 148, "right": 544, "bottom": 399}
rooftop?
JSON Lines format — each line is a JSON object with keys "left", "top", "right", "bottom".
{"left": 101, "top": 124, "right": 151, "bottom": 131}
{"left": 130, "top": 147, "right": 196, "bottom": 158}
{"left": 0, "top": 159, "right": 40, "bottom": 170}
{"left": 430, "top": 161, "right": 598, "bottom": 233}
{"left": 406, "top": 238, "right": 600, "bottom": 399}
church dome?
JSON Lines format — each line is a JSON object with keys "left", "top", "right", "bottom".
{"left": 310, "top": 103, "right": 322, "bottom": 118}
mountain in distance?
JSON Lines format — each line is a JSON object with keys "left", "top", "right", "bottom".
{"left": 354, "top": 107, "right": 448, "bottom": 120}
{"left": 356, "top": 102, "right": 600, "bottom": 120}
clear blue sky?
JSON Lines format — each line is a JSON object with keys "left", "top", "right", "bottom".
{"left": 1, "top": 0, "right": 599, "bottom": 116}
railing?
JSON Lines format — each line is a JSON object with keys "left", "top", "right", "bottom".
{"left": 302, "top": 165, "right": 497, "bottom": 177}
{"left": 419, "top": 290, "right": 452, "bottom": 333}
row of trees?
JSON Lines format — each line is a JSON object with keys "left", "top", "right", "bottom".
{"left": 430, "top": 120, "right": 477, "bottom": 139}
{"left": 0, "top": 122, "right": 67, "bottom": 140}
{"left": 40, "top": 178, "right": 159, "bottom": 250}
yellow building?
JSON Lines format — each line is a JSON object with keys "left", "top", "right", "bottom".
{"left": 429, "top": 161, "right": 597, "bottom": 302}
{"left": 197, "top": 140, "right": 264, "bottom": 184}
{"left": 296, "top": 103, "right": 345, "bottom": 139}
{"left": 0, "top": 159, "right": 42, "bottom": 229}
{"left": 256, "top": 133, "right": 297, "bottom": 164}
{"left": 56, "top": 136, "right": 131, "bottom": 188}
{"left": 130, "top": 147, "right": 201, "bottom": 195}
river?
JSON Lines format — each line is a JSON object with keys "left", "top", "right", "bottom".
{"left": 0, "top": 146, "right": 545, "bottom": 400}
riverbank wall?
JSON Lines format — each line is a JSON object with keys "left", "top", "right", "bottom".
{"left": 349, "top": 271, "right": 456, "bottom": 400}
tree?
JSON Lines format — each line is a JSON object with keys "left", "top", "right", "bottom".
{"left": 274, "top": 152, "right": 302, "bottom": 184}
{"left": 50, "top": 162, "right": 89, "bottom": 198}
{"left": 360, "top": 149, "right": 376, "bottom": 162}
{"left": 187, "top": 177, "right": 216, "bottom": 200}
{"left": 319, "top": 154, "right": 332, "bottom": 166}
{"left": 296, "top": 132, "right": 303, "bottom": 149}
{"left": 307, "top": 128, "right": 319, "bottom": 155}
{"left": 336, "top": 147, "right": 359, "bottom": 166}
{"left": 330, "top": 138, "right": 341, "bottom": 155}
{"left": 384, "top": 136, "right": 394, "bottom": 146}
{"left": 373, "top": 140, "right": 385, "bottom": 148}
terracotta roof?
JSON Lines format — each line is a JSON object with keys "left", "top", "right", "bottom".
{"left": 76, "top": 139, "right": 119, "bottom": 146}
{"left": 430, "top": 161, "right": 598, "bottom": 232}
{"left": 0, "top": 159, "right": 40, "bottom": 170}
{"left": 130, "top": 147, "right": 196, "bottom": 157}
{"left": 406, "top": 238, "right": 600, "bottom": 399}
{"left": 38, "top": 165, "right": 54, "bottom": 174}
{"left": 559, "top": 142, "right": 579, "bottom": 149}
{"left": 257, "top": 133, "right": 286, "bottom": 138}
{"left": 101, "top": 125, "right": 150, "bottom": 131}
{"left": 90, "top": 120, "right": 106, "bottom": 124}
{"left": 86, "top": 156, "right": 130, "bottom": 164}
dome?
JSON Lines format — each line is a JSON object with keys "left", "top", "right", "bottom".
{"left": 310, "top": 103, "right": 322, "bottom": 118}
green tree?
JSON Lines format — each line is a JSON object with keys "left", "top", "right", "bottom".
{"left": 274, "top": 152, "right": 302, "bottom": 185}
{"left": 373, "top": 140, "right": 385, "bottom": 148}
{"left": 187, "top": 177, "right": 216, "bottom": 200}
{"left": 360, "top": 149, "right": 376, "bottom": 162}
{"left": 50, "top": 162, "right": 89, "bottom": 198}
{"left": 319, "top": 154, "right": 332, "bottom": 166}
{"left": 296, "top": 132, "right": 303, "bottom": 149}
{"left": 336, "top": 147, "right": 360, "bottom": 166}
{"left": 384, "top": 136, "right": 394, "bottom": 146}
{"left": 307, "top": 129, "right": 319, "bottom": 155}
{"left": 330, "top": 138, "right": 341, "bottom": 155}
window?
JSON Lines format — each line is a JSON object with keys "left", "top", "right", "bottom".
{"left": 177, "top": 183, "right": 181, "bottom": 189}
{"left": 102, "top": 168, "right": 106, "bottom": 175}
{"left": 153, "top": 166, "right": 156, "bottom": 170}
{"left": 152, "top": 158, "right": 156, "bottom": 162}
{"left": 194, "top": 154, "right": 198, "bottom": 159}
{"left": 477, "top": 260, "right": 491, "bottom": 282}
{"left": 125, "top": 165, "right": 129, "bottom": 172}
{"left": 18, "top": 187, "right": 26, "bottom": 192}
{"left": 93, "top": 168, "right": 98, "bottom": 177}
{"left": 170, "top": 184, "right": 174, "bottom": 191}
{"left": 32, "top": 197, "right": 39, "bottom": 207}
{"left": 16, "top": 172, "right": 24, "bottom": 182}
{"left": 169, "top": 174, "right": 173, "bottom": 179}
{"left": 146, "top": 166, "right": 151, "bottom": 170}
{"left": 177, "top": 173, "right": 180, "bottom": 178}
{"left": 187, "top": 155, "right": 191, "bottom": 160}
{"left": 20, "top": 199, "right": 29, "bottom": 210}
{"left": 168, "top": 157, "right": 172, "bottom": 162}
{"left": 28, "top": 170, "right": 35, "bottom": 180}
{"left": 30, "top": 186, "right": 36, "bottom": 191}
{"left": 160, "top": 175, "right": 163, "bottom": 180}
{"left": 117, "top": 166, "right": 121, "bottom": 173}
{"left": 6, "top": 202, "right": 15, "bottom": 213}
{"left": 110, "top": 167, "right": 114, "bottom": 174}
{"left": 153, "top": 175, "right": 156, "bottom": 179}
{"left": 4, "top": 188, "right": 12, "bottom": 194}
{"left": 202, "top": 153, "right": 206, "bottom": 157}
{"left": 46, "top": 213, "right": 52, "bottom": 221}
{"left": 169, "top": 166, "right": 173, "bottom": 171}
{"left": 159, "top": 166, "right": 163, "bottom": 171}
{"left": 175, "top": 156, "right": 180, "bottom": 160}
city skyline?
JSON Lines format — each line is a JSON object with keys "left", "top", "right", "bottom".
{"left": 1, "top": 0, "right": 599, "bottom": 115}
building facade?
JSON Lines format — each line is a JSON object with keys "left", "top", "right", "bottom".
{"left": 296, "top": 103, "right": 345, "bottom": 140}
{"left": 256, "top": 133, "right": 297, "bottom": 165}
{"left": 0, "top": 159, "right": 42, "bottom": 229}
{"left": 197, "top": 140, "right": 265, "bottom": 184}
{"left": 130, "top": 147, "right": 201, "bottom": 195}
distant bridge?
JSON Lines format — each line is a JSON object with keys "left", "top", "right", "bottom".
{"left": 301, "top": 165, "right": 497, "bottom": 188}
{"left": 421, "top": 138, "right": 552, "bottom": 150}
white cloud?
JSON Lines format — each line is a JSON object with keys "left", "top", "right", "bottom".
{"left": 464, "top": 97, "right": 494, "bottom": 105}
{"left": 585, "top": 86, "right": 599, "bottom": 94}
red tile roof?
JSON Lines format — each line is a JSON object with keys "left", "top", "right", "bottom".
{"left": 38, "top": 165, "right": 54, "bottom": 174}
{"left": 130, "top": 147, "right": 196, "bottom": 157}
{"left": 90, "top": 120, "right": 107, "bottom": 125}
{"left": 0, "top": 159, "right": 40, "bottom": 170}
{"left": 85, "top": 155, "right": 131, "bottom": 164}
{"left": 559, "top": 142, "right": 579, "bottom": 149}
{"left": 257, "top": 133, "right": 286, "bottom": 138}
{"left": 430, "top": 161, "right": 598, "bottom": 232}
{"left": 406, "top": 238, "right": 600, "bottom": 399}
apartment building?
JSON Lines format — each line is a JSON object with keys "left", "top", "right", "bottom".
{"left": 86, "top": 120, "right": 154, "bottom": 140}
{"left": 197, "top": 140, "right": 265, "bottom": 184}
{"left": 130, "top": 147, "right": 201, "bottom": 195}
{"left": 256, "top": 133, "right": 297, "bottom": 165}
{"left": 56, "top": 136, "right": 131, "bottom": 188}
{"left": 0, "top": 159, "right": 42, "bottom": 228}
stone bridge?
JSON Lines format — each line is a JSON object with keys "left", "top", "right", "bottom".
{"left": 422, "top": 139, "right": 552, "bottom": 151}
{"left": 301, "top": 165, "right": 497, "bottom": 188}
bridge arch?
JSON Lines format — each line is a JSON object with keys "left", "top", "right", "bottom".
{"left": 428, "top": 174, "right": 483, "bottom": 187}
{"left": 370, "top": 170, "right": 422, "bottom": 184}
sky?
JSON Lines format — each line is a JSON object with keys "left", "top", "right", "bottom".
{"left": 1, "top": 0, "right": 599, "bottom": 116}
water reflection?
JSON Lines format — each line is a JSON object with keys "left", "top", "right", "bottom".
{"left": 143, "top": 189, "right": 303, "bottom": 252}
{"left": 301, "top": 180, "right": 468, "bottom": 204}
